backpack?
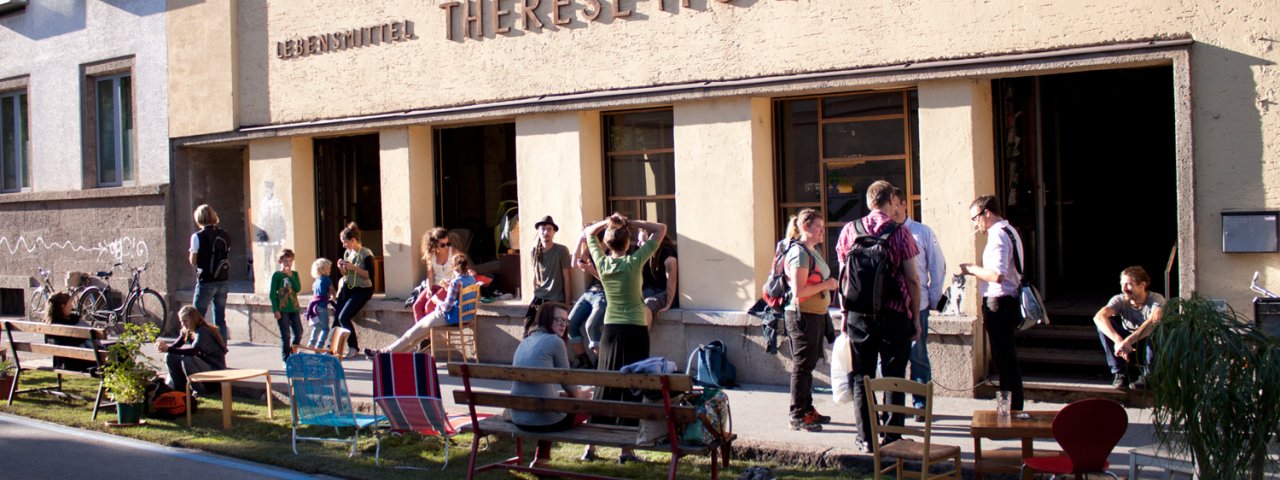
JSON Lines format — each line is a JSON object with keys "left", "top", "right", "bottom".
{"left": 149, "top": 391, "right": 192, "bottom": 419}
{"left": 197, "top": 226, "right": 232, "bottom": 283}
{"left": 762, "top": 240, "right": 813, "bottom": 308}
{"left": 838, "top": 219, "right": 901, "bottom": 316}
{"left": 686, "top": 340, "right": 737, "bottom": 389}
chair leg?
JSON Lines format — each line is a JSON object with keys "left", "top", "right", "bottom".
{"left": 349, "top": 429, "right": 359, "bottom": 458}
{"left": 6, "top": 369, "right": 18, "bottom": 405}
{"left": 466, "top": 430, "right": 481, "bottom": 480}
{"left": 710, "top": 447, "right": 719, "bottom": 480}
{"left": 91, "top": 379, "right": 105, "bottom": 421}
{"left": 441, "top": 434, "right": 451, "bottom": 470}
{"left": 374, "top": 430, "right": 382, "bottom": 466}
{"left": 292, "top": 426, "right": 300, "bottom": 455}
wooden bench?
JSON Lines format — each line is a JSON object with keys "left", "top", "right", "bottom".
{"left": 448, "top": 363, "right": 734, "bottom": 480}
{"left": 1, "top": 320, "right": 112, "bottom": 420}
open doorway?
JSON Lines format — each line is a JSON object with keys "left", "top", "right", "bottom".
{"left": 435, "top": 123, "right": 517, "bottom": 293}
{"left": 314, "top": 134, "right": 384, "bottom": 291}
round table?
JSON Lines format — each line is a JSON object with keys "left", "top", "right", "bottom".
{"left": 186, "top": 368, "right": 274, "bottom": 429}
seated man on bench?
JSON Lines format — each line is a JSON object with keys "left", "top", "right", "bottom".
{"left": 44, "top": 293, "right": 97, "bottom": 373}
{"left": 511, "top": 302, "right": 592, "bottom": 469}
{"left": 1092, "top": 266, "right": 1164, "bottom": 390}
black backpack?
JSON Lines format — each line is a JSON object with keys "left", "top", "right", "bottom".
{"left": 838, "top": 219, "right": 901, "bottom": 316}
{"left": 197, "top": 226, "right": 232, "bottom": 283}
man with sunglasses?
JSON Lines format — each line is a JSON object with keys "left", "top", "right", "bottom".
{"left": 959, "top": 195, "right": 1026, "bottom": 411}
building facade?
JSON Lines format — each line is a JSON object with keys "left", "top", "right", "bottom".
{"left": 161, "top": 0, "right": 1275, "bottom": 390}
{"left": 0, "top": 1, "right": 170, "bottom": 319}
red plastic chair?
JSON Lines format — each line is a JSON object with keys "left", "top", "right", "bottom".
{"left": 1021, "top": 398, "right": 1128, "bottom": 479}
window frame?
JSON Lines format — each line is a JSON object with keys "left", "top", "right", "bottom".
{"left": 772, "top": 89, "right": 921, "bottom": 259}
{"left": 601, "top": 107, "right": 677, "bottom": 231}
{"left": 82, "top": 58, "right": 136, "bottom": 189}
{"left": 0, "top": 87, "right": 29, "bottom": 193}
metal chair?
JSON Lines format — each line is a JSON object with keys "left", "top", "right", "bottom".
{"left": 370, "top": 352, "right": 487, "bottom": 469}
{"left": 1022, "top": 398, "right": 1129, "bottom": 479}
{"left": 285, "top": 353, "right": 384, "bottom": 457}
{"left": 429, "top": 283, "right": 481, "bottom": 363}
{"left": 864, "top": 377, "right": 961, "bottom": 479}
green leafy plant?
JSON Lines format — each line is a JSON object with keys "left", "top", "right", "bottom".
{"left": 1151, "top": 294, "right": 1280, "bottom": 479}
{"left": 0, "top": 357, "right": 14, "bottom": 378}
{"left": 492, "top": 179, "right": 519, "bottom": 256}
{"left": 101, "top": 322, "right": 159, "bottom": 404}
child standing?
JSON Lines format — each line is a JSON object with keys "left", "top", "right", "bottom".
{"left": 306, "top": 258, "right": 334, "bottom": 348}
{"left": 270, "top": 249, "right": 303, "bottom": 363}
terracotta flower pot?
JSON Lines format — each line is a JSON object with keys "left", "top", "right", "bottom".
{"left": 0, "top": 376, "right": 12, "bottom": 401}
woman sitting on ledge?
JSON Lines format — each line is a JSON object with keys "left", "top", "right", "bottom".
{"left": 157, "top": 305, "right": 228, "bottom": 396}
{"left": 366, "top": 253, "right": 476, "bottom": 355}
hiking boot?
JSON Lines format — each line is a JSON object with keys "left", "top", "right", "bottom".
{"left": 790, "top": 416, "right": 823, "bottom": 432}
{"left": 1112, "top": 373, "right": 1128, "bottom": 389}
{"left": 1131, "top": 374, "right": 1149, "bottom": 390}
{"left": 804, "top": 409, "right": 831, "bottom": 425}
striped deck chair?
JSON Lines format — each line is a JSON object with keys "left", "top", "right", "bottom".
{"left": 286, "top": 353, "right": 385, "bottom": 457}
{"left": 371, "top": 351, "right": 486, "bottom": 469}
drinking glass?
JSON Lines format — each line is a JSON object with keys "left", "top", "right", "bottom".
{"left": 996, "top": 390, "right": 1012, "bottom": 418}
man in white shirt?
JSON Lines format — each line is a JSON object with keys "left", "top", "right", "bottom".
{"left": 959, "top": 195, "right": 1025, "bottom": 411}
{"left": 890, "top": 189, "right": 946, "bottom": 417}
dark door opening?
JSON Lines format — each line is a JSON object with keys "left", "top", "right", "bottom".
{"left": 435, "top": 123, "right": 517, "bottom": 293}
{"left": 314, "top": 134, "right": 384, "bottom": 291}
{"left": 995, "top": 67, "right": 1177, "bottom": 319}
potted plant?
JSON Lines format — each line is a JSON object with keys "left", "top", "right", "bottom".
{"left": 0, "top": 356, "right": 14, "bottom": 402}
{"left": 101, "top": 322, "right": 159, "bottom": 425}
{"left": 1151, "top": 295, "right": 1280, "bottom": 479}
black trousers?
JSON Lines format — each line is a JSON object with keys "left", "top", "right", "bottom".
{"left": 983, "top": 295, "right": 1024, "bottom": 410}
{"left": 784, "top": 310, "right": 828, "bottom": 420}
{"left": 593, "top": 323, "right": 650, "bottom": 426}
{"left": 847, "top": 309, "right": 912, "bottom": 445}
{"left": 333, "top": 286, "right": 373, "bottom": 351}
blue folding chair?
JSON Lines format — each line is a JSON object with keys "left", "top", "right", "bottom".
{"left": 285, "top": 353, "right": 385, "bottom": 457}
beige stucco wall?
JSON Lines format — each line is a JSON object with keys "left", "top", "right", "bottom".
{"left": 674, "top": 97, "right": 774, "bottom": 310}
{"left": 248, "top": 137, "right": 318, "bottom": 293}
{"left": 163, "top": 0, "right": 1280, "bottom": 313}
{"left": 378, "top": 127, "right": 435, "bottom": 297}
{"left": 167, "top": 0, "right": 237, "bottom": 137}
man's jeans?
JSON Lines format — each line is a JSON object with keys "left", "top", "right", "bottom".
{"left": 193, "top": 281, "right": 229, "bottom": 341}
{"left": 1097, "top": 315, "right": 1153, "bottom": 376}
{"left": 909, "top": 309, "right": 932, "bottom": 408}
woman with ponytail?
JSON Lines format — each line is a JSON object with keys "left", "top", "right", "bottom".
{"left": 574, "top": 213, "right": 667, "bottom": 463}
{"left": 781, "top": 209, "right": 838, "bottom": 432}
{"left": 333, "top": 222, "right": 375, "bottom": 356}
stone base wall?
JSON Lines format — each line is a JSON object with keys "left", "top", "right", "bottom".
{"left": 177, "top": 292, "right": 981, "bottom": 396}
{"left": 0, "top": 186, "right": 169, "bottom": 322}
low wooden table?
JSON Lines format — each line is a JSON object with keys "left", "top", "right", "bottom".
{"left": 186, "top": 369, "right": 274, "bottom": 429}
{"left": 969, "top": 410, "right": 1060, "bottom": 479}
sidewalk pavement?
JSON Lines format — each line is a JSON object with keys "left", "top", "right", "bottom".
{"left": 143, "top": 340, "right": 1172, "bottom": 478}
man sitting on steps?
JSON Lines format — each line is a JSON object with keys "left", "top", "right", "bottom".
{"left": 1092, "top": 266, "right": 1164, "bottom": 390}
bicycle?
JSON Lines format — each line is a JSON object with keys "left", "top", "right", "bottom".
{"left": 26, "top": 267, "right": 56, "bottom": 321}
{"left": 77, "top": 262, "right": 169, "bottom": 335}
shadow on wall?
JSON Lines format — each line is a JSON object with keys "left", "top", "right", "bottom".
{"left": 672, "top": 231, "right": 757, "bottom": 310}
{"left": 238, "top": 0, "right": 271, "bottom": 126}
{"left": 1, "top": 0, "right": 185, "bottom": 40}
{"left": 1192, "top": 42, "right": 1272, "bottom": 308}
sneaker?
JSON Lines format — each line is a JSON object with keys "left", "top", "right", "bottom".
{"left": 913, "top": 414, "right": 927, "bottom": 423}
{"left": 790, "top": 416, "right": 823, "bottom": 432}
{"left": 1112, "top": 373, "right": 1129, "bottom": 389}
{"left": 363, "top": 348, "right": 378, "bottom": 358}
{"left": 1131, "top": 374, "right": 1149, "bottom": 390}
{"left": 804, "top": 409, "right": 832, "bottom": 425}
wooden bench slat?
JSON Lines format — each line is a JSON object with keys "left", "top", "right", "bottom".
{"left": 2, "top": 320, "right": 106, "bottom": 340}
{"left": 452, "top": 391, "right": 697, "bottom": 424}
{"left": 465, "top": 417, "right": 713, "bottom": 454}
{"left": 8, "top": 342, "right": 106, "bottom": 362}
{"left": 447, "top": 363, "right": 694, "bottom": 391}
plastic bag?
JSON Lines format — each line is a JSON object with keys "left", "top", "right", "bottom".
{"left": 831, "top": 332, "right": 854, "bottom": 404}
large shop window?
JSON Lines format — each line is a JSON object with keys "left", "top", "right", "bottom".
{"left": 603, "top": 109, "right": 676, "bottom": 233}
{"left": 0, "top": 90, "right": 29, "bottom": 193}
{"left": 774, "top": 89, "right": 920, "bottom": 260}
{"left": 91, "top": 73, "right": 135, "bottom": 187}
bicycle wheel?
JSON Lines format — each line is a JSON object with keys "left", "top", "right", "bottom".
{"left": 125, "top": 289, "right": 168, "bottom": 334}
{"left": 78, "top": 287, "right": 111, "bottom": 326}
{"left": 27, "top": 289, "right": 47, "bottom": 321}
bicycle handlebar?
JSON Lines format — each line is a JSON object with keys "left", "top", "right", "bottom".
{"left": 1251, "top": 271, "right": 1278, "bottom": 299}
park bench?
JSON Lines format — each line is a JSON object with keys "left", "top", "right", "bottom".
{"left": 448, "top": 362, "right": 734, "bottom": 480}
{"left": 1, "top": 320, "right": 113, "bottom": 420}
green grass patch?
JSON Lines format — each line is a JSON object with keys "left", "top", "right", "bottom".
{"left": 1, "top": 371, "right": 867, "bottom": 479}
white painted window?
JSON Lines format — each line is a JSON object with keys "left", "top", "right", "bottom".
{"left": 0, "top": 90, "right": 29, "bottom": 193}
{"left": 94, "top": 74, "right": 134, "bottom": 187}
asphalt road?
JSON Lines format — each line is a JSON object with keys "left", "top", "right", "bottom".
{"left": 0, "top": 413, "right": 321, "bottom": 480}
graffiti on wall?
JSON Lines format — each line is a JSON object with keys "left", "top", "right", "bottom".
{"left": 0, "top": 235, "right": 150, "bottom": 263}
{"left": 254, "top": 180, "right": 287, "bottom": 275}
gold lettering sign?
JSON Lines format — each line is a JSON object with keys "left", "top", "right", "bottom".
{"left": 441, "top": 0, "right": 741, "bottom": 41}
{"left": 276, "top": 20, "right": 419, "bottom": 60}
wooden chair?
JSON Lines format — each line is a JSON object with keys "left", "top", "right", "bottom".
{"left": 429, "top": 283, "right": 481, "bottom": 363}
{"left": 285, "top": 353, "right": 384, "bottom": 457}
{"left": 864, "top": 377, "right": 961, "bottom": 479}
{"left": 370, "top": 352, "right": 489, "bottom": 469}
{"left": 291, "top": 327, "right": 351, "bottom": 357}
